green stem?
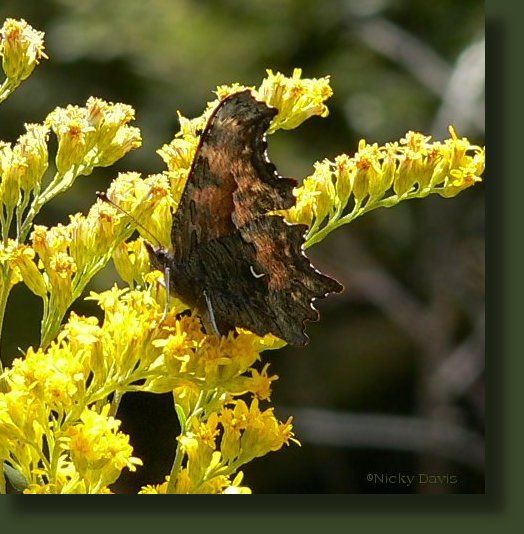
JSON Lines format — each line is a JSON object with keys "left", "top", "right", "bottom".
{"left": 165, "top": 390, "right": 206, "bottom": 494}
{"left": 19, "top": 168, "right": 80, "bottom": 243}
{"left": 0, "top": 464, "right": 6, "bottom": 494}
{"left": 15, "top": 190, "right": 30, "bottom": 241}
{"left": 0, "top": 78, "right": 19, "bottom": 104}
{"left": 109, "top": 391, "right": 122, "bottom": 417}
{"left": 1, "top": 208, "right": 14, "bottom": 246}
{"left": 46, "top": 429, "right": 61, "bottom": 487}
{"left": 0, "top": 269, "right": 12, "bottom": 386}
{"left": 165, "top": 439, "right": 185, "bottom": 494}
{"left": 40, "top": 298, "right": 63, "bottom": 348}
{"left": 304, "top": 188, "right": 439, "bottom": 249}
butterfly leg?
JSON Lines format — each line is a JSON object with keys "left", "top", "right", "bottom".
{"left": 161, "top": 266, "right": 171, "bottom": 322}
{"left": 203, "top": 289, "right": 221, "bottom": 336}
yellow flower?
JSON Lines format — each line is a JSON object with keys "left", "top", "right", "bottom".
{"left": 31, "top": 224, "right": 69, "bottom": 266}
{"left": 101, "top": 171, "right": 172, "bottom": 248}
{"left": 0, "top": 389, "right": 46, "bottom": 479}
{"left": 0, "top": 18, "right": 46, "bottom": 83}
{"left": 46, "top": 98, "right": 142, "bottom": 174}
{"left": 96, "top": 125, "right": 142, "bottom": 167}
{"left": 353, "top": 140, "right": 384, "bottom": 202}
{"left": 179, "top": 433, "right": 216, "bottom": 488}
{"left": 140, "top": 174, "right": 174, "bottom": 247}
{"left": 191, "top": 413, "right": 220, "bottom": 449}
{"left": 23, "top": 483, "right": 56, "bottom": 494}
{"left": 112, "top": 238, "right": 151, "bottom": 287}
{"left": 16, "top": 172, "right": 171, "bottom": 348}
{"left": 215, "top": 83, "right": 251, "bottom": 101}
{"left": 14, "top": 123, "right": 49, "bottom": 192}
{"left": 440, "top": 162, "right": 483, "bottom": 198}
{"left": 139, "top": 479, "right": 169, "bottom": 494}
{"left": 7, "top": 343, "right": 86, "bottom": 413}
{"left": 63, "top": 405, "right": 142, "bottom": 490}
{"left": 0, "top": 240, "right": 24, "bottom": 289}
{"left": 84, "top": 285, "right": 166, "bottom": 386}
{"left": 438, "top": 128, "right": 484, "bottom": 197}
{"left": 286, "top": 126, "right": 484, "bottom": 248}
{"left": 47, "top": 105, "right": 96, "bottom": 174}
{"left": 245, "top": 363, "right": 278, "bottom": 401}
{"left": 85, "top": 97, "right": 136, "bottom": 152}
{"left": 0, "top": 123, "right": 49, "bottom": 208}
{"left": 61, "top": 312, "right": 101, "bottom": 347}
{"left": 7, "top": 244, "right": 47, "bottom": 297}
{"left": 157, "top": 112, "right": 201, "bottom": 174}
{"left": 333, "top": 154, "right": 355, "bottom": 206}
{"left": 285, "top": 180, "right": 320, "bottom": 226}
{"left": 257, "top": 68, "right": 332, "bottom": 132}
{"left": 222, "top": 472, "right": 252, "bottom": 494}
{"left": 157, "top": 113, "right": 201, "bottom": 206}
{"left": 0, "top": 143, "right": 23, "bottom": 209}
{"left": 219, "top": 399, "right": 298, "bottom": 466}
{"left": 284, "top": 159, "right": 336, "bottom": 226}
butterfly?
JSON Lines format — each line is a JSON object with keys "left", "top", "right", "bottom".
{"left": 146, "top": 89, "right": 343, "bottom": 346}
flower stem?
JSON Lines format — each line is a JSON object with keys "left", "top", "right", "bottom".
{"left": 165, "top": 439, "right": 185, "bottom": 494}
{"left": 0, "top": 269, "right": 12, "bottom": 387}
{"left": 165, "top": 390, "right": 206, "bottom": 494}
{"left": 109, "top": 391, "right": 123, "bottom": 417}
{"left": 304, "top": 188, "right": 439, "bottom": 249}
{"left": 0, "top": 79, "right": 19, "bottom": 104}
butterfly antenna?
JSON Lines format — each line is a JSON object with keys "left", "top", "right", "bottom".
{"left": 96, "top": 191, "right": 164, "bottom": 249}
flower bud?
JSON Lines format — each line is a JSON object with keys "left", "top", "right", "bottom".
{"left": 0, "top": 19, "right": 46, "bottom": 83}
{"left": 113, "top": 239, "right": 151, "bottom": 286}
{"left": 0, "top": 144, "right": 23, "bottom": 209}
{"left": 8, "top": 245, "right": 47, "bottom": 297}
{"left": 257, "top": 68, "right": 332, "bottom": 132}
{"left": 86, "top": 98, "right": 136, "bottom": 152}
{"left": 333, "top": 154, "right": 354, "bottom": 205}
{"left": 96, "top": 126, "right": 142, "bottom": 167}
{"left": 394, "top": 153, "right": 417, "bottom": 197}
{"left": 15, "top": 123, "right": 49, "bottom": 192}
{"left": 47, "top": 106, "right": 95, "bottom": 174}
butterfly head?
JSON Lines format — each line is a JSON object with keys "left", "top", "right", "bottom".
{"left": 144, "top": 241, "right": 173, "bottom": 273}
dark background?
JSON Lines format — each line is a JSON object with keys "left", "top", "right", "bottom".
{"left": 0, "top": 0, "right": 484, "bottom": 494}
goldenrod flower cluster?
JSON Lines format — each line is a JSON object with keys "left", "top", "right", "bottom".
{"left": 6, "top": 172, "right": 168, "bottom": 346}
{"left": 282, "top": 128, "right": 485, "bottom": 248}
{"left": 0, "top": 282, "right": 294, "bottom": 493}
{"left": 0, "top": 18, "right": 46, "bottom": 101}
{"left": 0, "top": 18, "right": 484, "bottom": 494}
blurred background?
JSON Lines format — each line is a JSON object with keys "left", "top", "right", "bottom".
{"left": 0, "top": 0, "right": 484, "bottom": 493}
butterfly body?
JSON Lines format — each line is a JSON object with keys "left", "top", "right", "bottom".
{"left": 148, "top": 90, "right": 342, "bottom": 346}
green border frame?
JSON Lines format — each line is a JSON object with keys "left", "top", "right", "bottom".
{"left": 1, "top": 1, "right": 519, "bottom": 531}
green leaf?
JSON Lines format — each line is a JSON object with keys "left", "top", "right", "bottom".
{"left": 3, "top": 462, "right": 29, "bottom": 492}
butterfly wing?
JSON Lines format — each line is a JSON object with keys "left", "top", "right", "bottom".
{"left": 171, "top": 90, "right": 294, "bottom": 262}
{"left": 170, "top": 90, "right": 342, "bottom": 346}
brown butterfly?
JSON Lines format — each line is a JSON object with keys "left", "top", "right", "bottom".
{"left": 146, "top": 90, "right": 342, "bottom": 345}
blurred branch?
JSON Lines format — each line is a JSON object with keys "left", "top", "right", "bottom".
{"left": 429, "top": 309, "right": 485, "bottom": 400}
{"left": 354, "top": 16, "right": 451, "bottom": 96}
{"left": 319, "top": 232, "right": 485, "bottom": 480}
{"left": 287, "top": 407, "right": 484, "bottom": 470}
{"left": 351, "top": 16, "right": 485, "bottom": 137}
{"left": 328, "top": 234, "right": 484, "bottom": 404}
{"left": 350, "top": 265, "right": 430, "bottom": 347}
{"left": 431, "top": 37, "right": 485, "bottom": 137}
{"left": 329, "top": 236, "right": 431, "bottom": 348}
